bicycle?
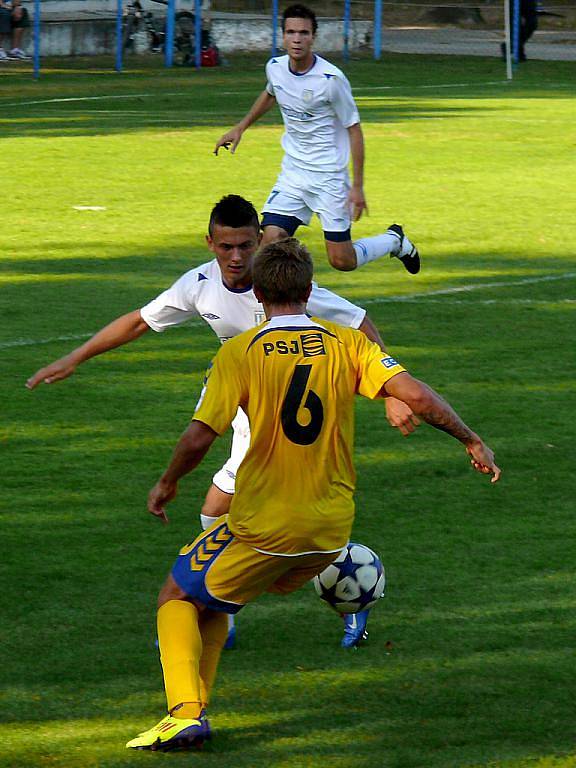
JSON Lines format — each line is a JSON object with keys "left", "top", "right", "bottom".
{"left": 122, "top": 0, "right": 198, "bottom": 64}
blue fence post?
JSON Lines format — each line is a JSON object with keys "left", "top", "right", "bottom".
{"left": 165, "top": 0, "right": 175, "bottom": 67}
{"left": 271, "top": 0, "right": 279, "bottom": 57}
{"left": 343, "top": 0, "right": 351, "bottom": 63}
{"left": 115, "top": 0, "right": 123, "bottom": 72}
{"left": 512, "top": 0, "right": 520, "bottom": 64}
{"left": 33, "top": 0, "right": 41, "bottom": 79}
{"left": 374, "top": 0, "right": 382, "bottom": 60}
{"left": 195, "top": 0, "right": 202, "bottom": 68}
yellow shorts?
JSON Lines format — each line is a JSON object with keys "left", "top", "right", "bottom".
{"left": 170, "top": 516, "right": 338, "bottom": 613}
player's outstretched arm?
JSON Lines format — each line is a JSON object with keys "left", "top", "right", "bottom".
{"left": 214, "top": 90, "right": 276, "bottom": 155}
{"left": 384, "top": 394, "right": 421, "bottom": 436}
{"left": 383, "top": 372, "right": 501, "bottom": 482}
{"left": 359, "top": 315, "right": 420, "bottom": 436}
{"left": 26, "top": 310, "right": 150, "bottom": 389}
{"left": 148, "top": 420, "right": 219, "bottom": 523}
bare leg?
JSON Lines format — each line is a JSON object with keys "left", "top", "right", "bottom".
{"left": 201, "top": 483, "right": 233, "bottom": 520}
{"left": 324, "top": 239, "right": 358, "bottom": 271}
{"left": 261, "top": 225, "right": 290, "bottom": 246}
{"left": 158, "top": 573, "right": 194, "bottom": 609}
{"left": 11, "top": 5, "right": 25, "bottom": 51}
{"left": 263, "top": 225, "right": 414, "bottom": 273}
{"left": 11, "top": 26, "right": 24, "bottom": 50}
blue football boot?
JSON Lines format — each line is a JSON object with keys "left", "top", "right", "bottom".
{"left": 341, "top": 610, "right": 370, "bottom": 648}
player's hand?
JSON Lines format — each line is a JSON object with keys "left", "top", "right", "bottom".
{"left": 148, "top": 479, "right": 178, "bottom": 524}
{"left": 385, "top": 397, "right": 420, "bottom": 436}
{"left": 465, "top": 439, "right": 501, "bottom": 483}
{"left": 349, "top": 186, "right": 368, "bottom": 222}
{"left": 214, "top": 127, "right": 243, "bottom": 156}
{"left": 26, "top": 356, "right": 77, "bottom": 389}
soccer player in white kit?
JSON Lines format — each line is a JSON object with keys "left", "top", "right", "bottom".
{"left": 27, "top": 195, "right": 419, "bottom": 648}
{"left": 215, "top": 4, "right": 420, "bottom": 276}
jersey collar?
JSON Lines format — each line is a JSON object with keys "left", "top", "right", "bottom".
{"left": 288, "top": 54, "right": 317, "bottom": 76}
{"left": 266, "top": 314, "right": 317, "bottom": 327}
{"left": 221, "top": 278, "right": 253, "bottom": 294}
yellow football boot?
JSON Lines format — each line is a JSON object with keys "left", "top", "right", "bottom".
{"left": 126, "top": 711, "right": 209, "bottom": 751}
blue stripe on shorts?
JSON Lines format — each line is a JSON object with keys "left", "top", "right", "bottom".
{"left": 171, "top": 521, "right": 244, "bottom": 614}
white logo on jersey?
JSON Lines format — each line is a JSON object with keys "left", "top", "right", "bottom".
{"left": 302, "top": 89, "right": 314, "bottom": 103}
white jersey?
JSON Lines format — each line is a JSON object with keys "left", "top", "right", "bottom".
{"left": 140, "top": 258, "right": 366, "bottom": 341}
{"left": 265, "top": 54, "right": 360, "bottom": 174}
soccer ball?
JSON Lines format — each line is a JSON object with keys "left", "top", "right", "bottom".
{"left": 313, "top": 542, "right": 385, "bottom": 614}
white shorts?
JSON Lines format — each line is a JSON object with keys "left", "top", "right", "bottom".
{"left": 262, "top": 158, "right": 352, "bottom": 235}
{"left": 212, "top": 407, "right": 250, "bottom": 495}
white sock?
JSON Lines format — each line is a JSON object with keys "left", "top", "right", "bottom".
{"left": 200, "top": 513, "right": 217, "bottom": 530}
{"left": 353, "top": 232, "right": 400, "bottom": 267}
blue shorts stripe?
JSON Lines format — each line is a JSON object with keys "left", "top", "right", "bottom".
{"left": 171, "top": 522, "right": 243, "bottom": 614}
{"left": 261, "top": 213, "right": 303, "bottom": 236}
{"left": 324, "top": 228, "right": 352, "bottom": 243}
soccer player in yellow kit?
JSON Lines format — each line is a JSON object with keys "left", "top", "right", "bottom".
{"left": 127, "top": 238, "right": 500, "bottom": 752}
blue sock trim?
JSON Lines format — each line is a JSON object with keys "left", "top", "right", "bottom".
{"left": 324, "top": 228, "right": 352, "bottom": 243}
{"left": 261, "top": 213, "right": 302, "bottom": 236}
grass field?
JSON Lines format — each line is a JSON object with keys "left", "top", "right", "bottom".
{"left": 1, "top": 54, "right": 575, "bottom": 768}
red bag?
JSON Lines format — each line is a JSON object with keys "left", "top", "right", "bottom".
{"left": 201, "top": 46, "right": 219, "bottom": 67}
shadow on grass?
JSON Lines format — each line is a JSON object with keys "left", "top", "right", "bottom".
{"left": 1, "top": 246, "right": 573, "bottom": 351}
{"left": 3, "top": 239, "right": 573, "bottom": 282}
{"left": 2, "top": 319, "right": 574, "bottom": 767}
{"left": 0, "top": 54, "right": 573, "bottom": 139}
{"left": 2, "top": 594, "right": 575, "bottom": 767}
{"left": 0, "top": 98, "right": 497, "bottom": 139}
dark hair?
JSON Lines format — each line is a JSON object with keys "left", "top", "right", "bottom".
{"left": 252, "top": 238, "right": 313, "bottom": 305}
{"left": 208, "top": 195, "right": 260, "bottom": 236}
{"left": 282, "top": 4, "right": 317, "bottom": 34}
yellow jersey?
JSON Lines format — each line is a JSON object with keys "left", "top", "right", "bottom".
{"left": 194, "top": 315, "right": 406, "bottom": 556}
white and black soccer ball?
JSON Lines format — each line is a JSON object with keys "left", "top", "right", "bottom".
{"left": 313, "top": 542, "right": 385, "bottom": 614}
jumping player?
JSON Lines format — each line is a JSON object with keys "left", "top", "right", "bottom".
{"left": 214, "top": 4, "right": 420, "bottom": 275}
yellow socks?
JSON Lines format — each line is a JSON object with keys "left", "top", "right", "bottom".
{"left": 157, "top": 600, "right": 203, "bottom": 718}
{"left": 198, "top": 610, "right": 228, "bottom": 707}
{"left": 157, "top": 600, "right": 229, "bottom": 718}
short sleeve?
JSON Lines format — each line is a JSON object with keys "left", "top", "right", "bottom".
{"left": 352, "top": 332, "right": 406, "bottom": 399}
{"left": 140, "top": 271, "right": 200, "bottom": 332}
{"left": 193, "top": 342, "right": 247, "bottom": 435}
{"left": 328, "top": 74, "right": 360, "bottom": 129}
{"left": 307, "top": 283, "right": 366, "bottom": 329}
{"left": 265, "top": 60, "right": 275, "bottom": 96}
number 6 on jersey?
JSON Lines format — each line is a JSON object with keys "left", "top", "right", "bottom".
{"left": 281, "top": 364, "right": 324, "bottom": 445}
